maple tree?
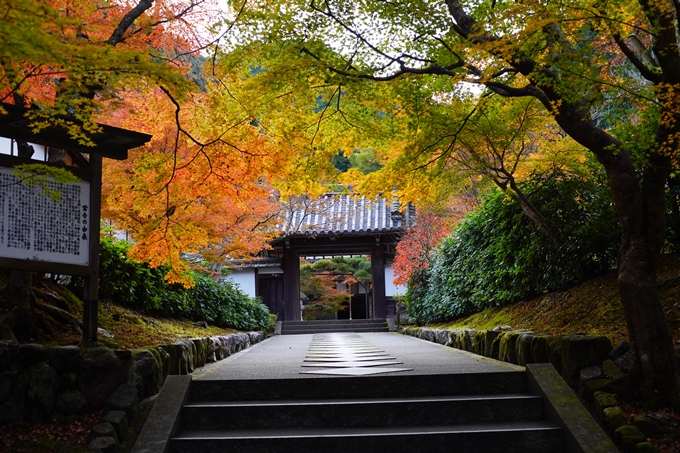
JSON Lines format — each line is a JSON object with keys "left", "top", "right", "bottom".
{"left": 392, "top": 213, "right": 452, "bottom": 287}
{"left": 0, "top": 0, "right": 291, "bottom": 285}
{"left": 0, "top": 0, "right": 203, "bottom": 131}
{"left": 218, "top": 0, "right": 680, "bottom": 407}
{"left": 389, "top": 95, "right": 591, "bottom": 243}
{"left": 0, "top": 0, "right": 222, "bottom": 331}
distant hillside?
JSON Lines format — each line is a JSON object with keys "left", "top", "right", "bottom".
{"left": 433, "top": 253, "right": 680, "bottom": 347}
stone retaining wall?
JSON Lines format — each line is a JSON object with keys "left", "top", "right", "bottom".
{"left": 401, "top": 326, "right": 615, "bottom": 387}
{"left": 0, "top": 331, "right": 266, "bottom": 425}
{"left": 402, "top": 326, "right": 679, "bottom": 453}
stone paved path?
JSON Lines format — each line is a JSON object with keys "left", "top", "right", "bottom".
{"left": 192, "top": 332, "right": 522, "bottom": 381}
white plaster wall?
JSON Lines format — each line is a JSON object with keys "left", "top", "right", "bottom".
{"left": 384, "top": 266, "right": 405, "bottom": 297}
{"left": 258, "top": 267, "right": 283, "bottom": 275}
{"left": 227, "top": 268, "right": 257, "bottom": 297}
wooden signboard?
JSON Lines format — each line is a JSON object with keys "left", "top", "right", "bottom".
{"left": 0, "top": 104, "right": 151, "bottom": 341}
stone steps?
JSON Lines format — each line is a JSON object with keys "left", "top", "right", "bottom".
{"left": 170, "top": 422, "right": 562, "bottom": 453}
{"left": 169, "top": 372, "right": 564, "bottom": 453}
{"left": 181, "top": 394, "right": 545, "bottom": 430}
{"left": 281, "top": 319, "right": 389, "bottom": 335}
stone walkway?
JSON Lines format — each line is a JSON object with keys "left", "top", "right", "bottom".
{"left": 192, "top": 332, "right": 522, "bottom": 381}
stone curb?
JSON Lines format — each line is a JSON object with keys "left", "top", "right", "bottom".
{"left": 128, "top": 375, "right": 191, "bottom": 453}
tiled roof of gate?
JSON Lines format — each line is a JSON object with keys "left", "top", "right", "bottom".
{"left": 278, "top": 194, "right": 416, "bottom": 237}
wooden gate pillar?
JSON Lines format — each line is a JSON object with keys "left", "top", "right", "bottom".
{"left": 282, "top": 248, "right": 300, "bottom": 321}
{"left": 371, "top": 245, "right": 387, "bottom": 319}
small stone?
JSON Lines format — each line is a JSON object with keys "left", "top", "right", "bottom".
{"left": 97, "top": 328, "right": 114, "bottom": 339}
{"left": 128, "top": 350, "right": 162, "bottom": 400}
{"left": 602, "top": 359, "right": 624, "bottom": 382}
{"left": 55, "top": 390, "right": 88, "bottom": 416}
{"left": 434, "top": 330, "right": 449, "bottom": 346}
{"left": 615, "top": 425, "right": 647, "bottom": 451}
{"left": 530, "top": 335, "right": 550, "bottom": 363}
{"left": 104, "top": 384, "right": 138, "bottom": 422}
{"left": 113, "top": 350, "right": 131, "bottom": 361}
{"left": 0, "top": 343, "right": 12, "bottom": 371}
{"left": 614, "top": 350, "right": 632, "bottom": 372}
{"left": 0, "top": 399, "right": 23, "bottom": 424}
{"left": 79, "top": 347, "right": 126, "bottom": 411}
{"left": 15, "top": 344, "right": 47, "bottom": 368}
{"left": 603, "top": 406, "right": 627, "bottom": 431}
{"left": 90, "top": 422, "right": 118, "bottom": 445}
{"left": 16, "top": 362, "right": 59, "bottom": 422}
{"left": 101, "top": 410, "right": 128, "bottom": 441}
{"left": 593, "top": 391, "right": 618, "bottom": 421}
{"left": 561, "top": 335, "right": 613, "bottom": 388}
{"left": 0, "top": 321, "right": 16, "bottom": 343}
{"left": 88, "top": 436, "right": 117, "bottom": 453}
{"left": 609, "top": 341, "right": 630, "bottom": 360}
{"left": 632, "top": 413, "right": 679, "bottom": 438}
{"left": 634, "top": 442, "right": 660, "bottom": 453}
{"left": 515, "top": 334, "right": 535, "bottom": 366}
{"left": 579, "top": 366, "right": 603, "bottom": 386}
{"left": 59, "top": 372, "right": 79, "bottom": 391}
{"left": 580, "top": 378, "right": 612, "bottom": 402}
{"left": 498, "top": 332, "right": 521, "bottom": 364}
{"left": 48, "top": 345, "right": 81, "bottom": 374}
{"left": 0, "top": 370, "right": 16, "bottom": 403}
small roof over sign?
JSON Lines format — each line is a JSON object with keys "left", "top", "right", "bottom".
{"left": 0, "top": 103, "right": 151, "bottom": 160}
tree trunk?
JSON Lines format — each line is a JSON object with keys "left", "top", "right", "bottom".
{"left": 443, "top": 0, "right": 680, "bottom": 409}
{"left": 610, "top": 154, "right": 680, "bottom": 409}
{"left": 618, "top": 243, "right": 680, "bottom": 408}
{"left": 557, "top": 115, "right": 680, "bottom": 409}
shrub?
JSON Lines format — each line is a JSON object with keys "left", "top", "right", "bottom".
{"left": 99, "top": 238, "right": 269, "bottom": 330}
{"left": 407, "top": 170, "right": 620, "bottom": 324}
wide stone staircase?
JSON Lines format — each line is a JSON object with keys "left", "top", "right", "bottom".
{"left": 167, "top": 371, "right": 564, "bottom": 453}
{"left": 281, "top": 318, "right": 390, "bottom": 334}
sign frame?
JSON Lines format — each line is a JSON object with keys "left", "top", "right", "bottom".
{"left": 0, "top": 103, "right": 151, "bottom": 341}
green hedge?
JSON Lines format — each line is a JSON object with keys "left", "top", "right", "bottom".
{"left": 407, "top": 171, "right": 620, "bottom": 324}
{"left": 99, "top": 238, "right": 270, "bottom": 330}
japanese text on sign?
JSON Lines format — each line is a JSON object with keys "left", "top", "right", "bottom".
{"left": 0, "top": 167, "right": 90, "bottom": 265}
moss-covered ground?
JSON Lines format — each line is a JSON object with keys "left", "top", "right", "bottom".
{"left": 0, "top": 274, "right": 238, "bottom": 349}
{"left": 430, "top": 253, "right": 680, "bottom": 347}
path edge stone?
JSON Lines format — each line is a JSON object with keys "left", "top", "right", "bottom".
{"left": 526, "top": 363, "right": 619, "bottom": 453}
{"left": 130, "top": 375, "right": 191, "bottom": 453}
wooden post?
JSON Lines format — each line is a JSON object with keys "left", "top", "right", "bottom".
{"left": 371, "top": 245, "right": 387, "bottom": 319}
{"left": 282, "top": 248, "right": 300, "bottom": 321}
{"left": 82, "top": 153, "right": 102, "bottom": 342}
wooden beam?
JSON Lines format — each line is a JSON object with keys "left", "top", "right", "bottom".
{"left": 82, "top": 153, "right": 102, "bottom": 342}
{"left": 0, "top": 155, "right": 93, "bottom": 180}
{"left": 0, "top": 258, "right": 90, "bottom": 275}
{"left": 0, "top": 103, "right": 151, "bottom": 160}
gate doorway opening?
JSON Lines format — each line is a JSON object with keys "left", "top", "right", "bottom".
{"left": 300, "top": 255, "right": 372, "bottom": 321}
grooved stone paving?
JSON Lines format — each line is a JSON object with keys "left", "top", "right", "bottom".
{"left": 192, "top": 332, "right": 523, "bottom": 381}
{"left": 301, "top": 333, "right": 412, "bottom": 375}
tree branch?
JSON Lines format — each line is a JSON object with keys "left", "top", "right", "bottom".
{"left": 612, "top": 34, "right": 662, "bottom": 83}
{"left": 106, "top": 0, "right": 154, "bottom": 46}
{"left": 118, "top": 0, "right": 205, "bottom": 45}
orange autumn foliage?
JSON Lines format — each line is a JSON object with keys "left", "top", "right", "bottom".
{"left": 392, "top": 213, "right": 452, "bottom": 287}
{"left": 102, "top": 101, "right": 283, "bottom": 285}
